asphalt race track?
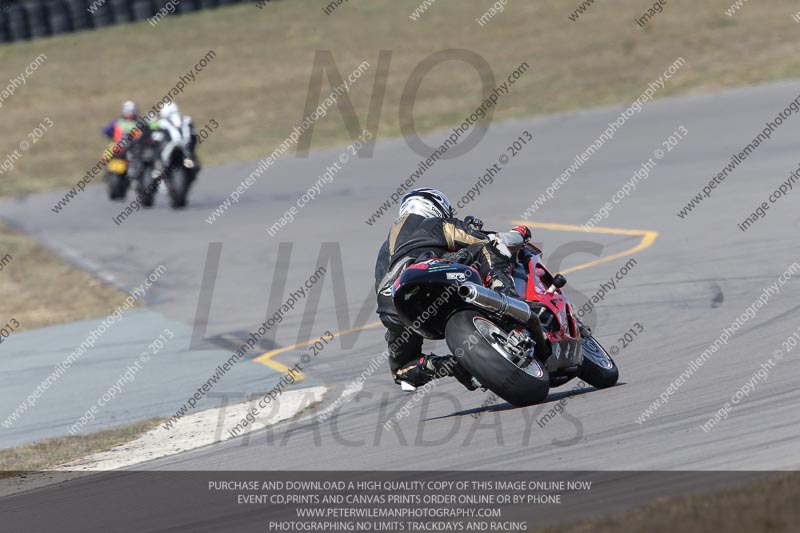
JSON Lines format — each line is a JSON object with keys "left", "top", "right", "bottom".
{"left": 1, "top": 79, "right": 799, "bottom": 527}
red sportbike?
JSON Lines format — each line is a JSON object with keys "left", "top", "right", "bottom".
{"left": 392, "top": 241, "right": 619, "bottom": 407}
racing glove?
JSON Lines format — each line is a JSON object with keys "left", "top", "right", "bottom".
{"left": 464, "top": 215, "right": 484, "bottom": 232}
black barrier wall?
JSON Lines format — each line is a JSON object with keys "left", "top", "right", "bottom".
{"left": 0, "top": 0, "right": 267, "bottom": 42}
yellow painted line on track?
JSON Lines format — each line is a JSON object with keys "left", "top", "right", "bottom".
{"left": 514, "top": 220, "right": 659, "bottom": 275}
{"left": 254, "top": 321, "right": 384, "bottom": 376}
{"left": 254, "top": 221, "right": 658, "bottom": 375}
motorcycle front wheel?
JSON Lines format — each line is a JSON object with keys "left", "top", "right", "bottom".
{"left": 445, "top": 310, "right": 550, "bottom": 407}
{"left": 169, "top": 167, "right": 190, "bottom": 208}
{"left": 577, "top": 335, "right": 619, "bottom": 389}
{"left": 139, "top": 165, "right": 156, "bottom": 207}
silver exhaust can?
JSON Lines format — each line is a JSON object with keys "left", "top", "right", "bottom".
{"left": 457, "top": 282, "right": 531, "bottom": 324}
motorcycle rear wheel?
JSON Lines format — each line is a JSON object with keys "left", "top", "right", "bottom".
{"left": 445, "top": 310, "right": 550, "bottom": 407}
{"left": 107, "top": 172, "right": 127, "bottom": 200}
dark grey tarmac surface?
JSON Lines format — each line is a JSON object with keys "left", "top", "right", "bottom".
{"left": 1, "top": 80, "right": 799, "bottom": 530}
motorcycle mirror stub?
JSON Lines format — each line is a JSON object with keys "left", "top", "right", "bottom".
{"left": 548, "top": 274, "right": 567, "bottom": 293}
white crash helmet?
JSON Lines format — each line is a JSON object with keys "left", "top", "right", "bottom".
{"left": 121, "top": 100, "right": 138, "bottom": 119}
{"left": 159, "top": 101, "right": 182, "bottom": 127}
{"left": 399, "top": 187, "right": 453, "bottom": 219}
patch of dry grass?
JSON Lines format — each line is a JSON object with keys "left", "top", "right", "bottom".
{"left": 0, "top": 419, "right": 161, "bottom": 474}
{"left": 0, "top": 0, "right": 799, "bottom": 196}
{"left": 0, "top": 222, "right": 130, "bottom": 331}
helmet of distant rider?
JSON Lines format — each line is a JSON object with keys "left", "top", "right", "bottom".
{"left": 399, "top": 187, "right": 453, "bottom": 219}
{"left": 121, "top": 101, "right": 138, "bottom": 120}
{"left": 159, "top": 101, "right": 181, "bottom": 127}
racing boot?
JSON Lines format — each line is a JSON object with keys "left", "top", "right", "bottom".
{"left": 394, "top": 354, "right": 479, "bottom": 391}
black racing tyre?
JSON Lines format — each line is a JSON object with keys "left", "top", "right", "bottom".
{"left": 107, "top": 172, "right": 127, "bottom": 200}
{"left": 169, "top": 167, "right": 189, "bottom": 208}
{"left": 131, "top": 0, "right": 156, "bottom": 21}
{"left": 67, "top": 0, "right": 94, "bottom": 31}
{"left": 141, "top": 189, "right": 155, "bottom": 207}
{"left": 48, "top": 1, "right": 76, "bottom": 34}
{"left": 6, "top": 6, "right": 31, "bottom": 42}
{"left": 26, "top": 2, "right": 51, "bottom": 39}
{"left": 139, "top": 167, "right": 156, "bottom": 207}
{"left": 578, "top": 335, "right": 619, "bottom": 389}
{"left": 89, "top": 0, "right": 114, "bottom": 27}
{"left": 177, "top": 0, "right": 200, "bottom": 14}
{"left": 0, "top": 16, "right": 10, "bottom": 43}
{"left": 109, "top": 0, "right": 134, "bottom": 22}
{"left": 445, "top": 310, "right": 550, "bottom": 407}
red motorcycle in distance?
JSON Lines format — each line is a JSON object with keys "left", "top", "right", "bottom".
{"left": 392, "top": 240, "right": 619, "bottom": 407}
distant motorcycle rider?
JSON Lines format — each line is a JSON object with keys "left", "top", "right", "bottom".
{"left": 375, "top": 187, "right": 532, "bottom": 390}
{"left": 153, "top": 101, "right": 199, "bottom": 170}
{"left": 102, "top": 101, "right": 158, "bottom": 199}
{"left": 102, "top": 101, "right": 150, "bottom": 152}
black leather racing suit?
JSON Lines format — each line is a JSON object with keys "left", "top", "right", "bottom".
{"left": 374, "top": 214, "right": 519, "bottom": 383}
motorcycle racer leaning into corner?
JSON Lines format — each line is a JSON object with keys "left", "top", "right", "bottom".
{"left": 374, "top": 187, "right": 534, "bottom": 392}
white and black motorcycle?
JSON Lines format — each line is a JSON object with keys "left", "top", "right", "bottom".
{"left": 152, "top": 104, "right": 200, "bottom": 209}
